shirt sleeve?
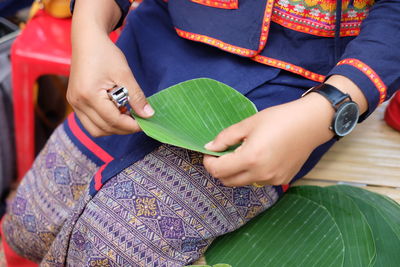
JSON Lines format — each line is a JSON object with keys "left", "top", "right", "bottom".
{"left": 327, "top": 0, "right": 400, "bottom": 121}
{"left": 70, "top": 0, "right": 132, "bottom": 29}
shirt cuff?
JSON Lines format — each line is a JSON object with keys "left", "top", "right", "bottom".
{"left": 327, "top": 58, "right": 387, "bottom": 122}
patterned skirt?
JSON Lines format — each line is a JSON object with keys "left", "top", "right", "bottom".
{"left": 2, "top": 125, "right": 279, "bottom": 266}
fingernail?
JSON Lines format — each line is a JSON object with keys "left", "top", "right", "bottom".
{"left": 204, "top": 141, "right": 213, "bottom": 149}
{"left": 143, "top": 104, "right": 155, "bottom": 116}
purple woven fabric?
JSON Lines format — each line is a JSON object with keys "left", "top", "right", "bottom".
{"left": 3, "top": 125, "right": 279, "bottom": 266}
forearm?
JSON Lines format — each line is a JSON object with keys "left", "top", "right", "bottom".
{"left": 72, "top": 0, "right": 121, "bottom": 42}
{"left": 298, "top": 75, "right": 368, "bottom": 146}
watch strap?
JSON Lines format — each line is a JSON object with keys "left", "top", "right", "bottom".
{"left": 304, "top": 83, "right": 352, "bottom": 109}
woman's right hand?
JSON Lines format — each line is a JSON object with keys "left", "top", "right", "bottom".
{"left": 67, "top": 0, "right": 154, "bottom": 137}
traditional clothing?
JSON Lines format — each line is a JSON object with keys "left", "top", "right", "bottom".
{"left": 2, "top": 0, "right": 400, "bottom": 265}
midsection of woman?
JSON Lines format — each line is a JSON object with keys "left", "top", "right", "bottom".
{"left": 2, "top": 0, "right": 387, "bottom": 265}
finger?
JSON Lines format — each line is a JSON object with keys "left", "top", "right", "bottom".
{"left": 90, "top": 90, "right": 142, "bottom": 133}
{"left": 204, "top": 121, "right": 249, "bottom": 152}
{"left": 75, "top": 110, "right": 111, "bottom": 137}
{"left": 83, "top": 106, "right": 140, "bottom": 135}
{"left": 114, "top": 67, "right": 154, "bottom": 118}
{"left": 203, "top": 150, "right": 248, "bottom": 179}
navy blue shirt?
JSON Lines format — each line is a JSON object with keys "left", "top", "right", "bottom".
{"left": 68, "top": 0, "right": 399, "bottom": 196}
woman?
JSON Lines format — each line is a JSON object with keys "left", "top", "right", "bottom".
{"left": 2, "top": 0, "right": 399, "bottom": 265}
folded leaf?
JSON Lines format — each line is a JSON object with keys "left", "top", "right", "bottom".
{"left": 131, "top": 78, "right": 257, "bottom": 156}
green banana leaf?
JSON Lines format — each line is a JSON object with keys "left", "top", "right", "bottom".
{"left": 186, "top": 265, "right": 232, "bottom": 267}
{"left": 329, "top": 185, "right": 400, "bottom": 241}
{"left": 288, "top": 186, "right": 376, "bottom": 267}
{"left": 131, "top": 78, "right": 257, "bottom": 156}
{"left": 205, "top": 194, "right": 345, "bottom": 267}
{"left": 330, "top": 185, "right": 400, "bottom": 267}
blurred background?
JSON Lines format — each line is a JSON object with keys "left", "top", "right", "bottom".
{"left": 0, "top": 0, "right": 71, "bottom": 217}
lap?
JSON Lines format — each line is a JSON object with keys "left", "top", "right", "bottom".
{"left": 54, "top": 145, "right": 278, "bottom": 266}
{"left": 3, "top": 126, "right": 279, "bottom": 266}
{"left": 64, "top": 145, "right": 278, "bottom": 266}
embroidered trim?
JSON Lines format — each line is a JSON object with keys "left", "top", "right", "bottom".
{"left": 271, "top": 10, "right": 361, "bottom": 37}
{"left": 337, "top": 58, "right": 387, "bottom": 104}
{"left": 191, "top": 0, "right": 238, "bottom": 9}
{"left": 175, "top": 28, "right": 258, "bottom": 57}
{"left": 257, "top": 0, "right": 275, "bottom": 51}
{"left": 271, "top": 0, "right": 372, "bottom": 37}
{"left": 176, "top": 28, "right": 325, "bottom": 81}
{"left": 253, "top": 55, "right": 326, "bottom": 82}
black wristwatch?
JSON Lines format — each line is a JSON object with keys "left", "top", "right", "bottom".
{"left": 302, "top": 83, "right": 360, "bottom": 138}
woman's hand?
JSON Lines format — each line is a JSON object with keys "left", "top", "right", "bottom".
{"left": 67, "top": 0, "right": 154, "bottom": 137}
{"left": 203, "top": 75, "right": 368, "bottom": 187}
{"left": 203, "top": 93, "right": 336, "bottom": 187}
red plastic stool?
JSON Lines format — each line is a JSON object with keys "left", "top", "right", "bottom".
{"left": 11, "top": 10, "right": 72, "bottom": 180}
{"left": 384, "top": 91, "right": 400, "bottom": 132}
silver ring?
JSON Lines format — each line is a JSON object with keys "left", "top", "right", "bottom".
{"left": 107, "top": 86, "right": 129, "bottom": 108}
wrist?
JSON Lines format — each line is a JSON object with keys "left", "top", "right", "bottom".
{"left": 325, "top": 75, "right": 368, "bottom": 114}
{"left": 297, "top": 93, "right": 336, "bottom": 143}
{"left": 301, "top": 80, "right": 362, "bottom": 139}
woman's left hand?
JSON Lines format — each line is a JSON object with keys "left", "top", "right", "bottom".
{"left": 203, "top": 93, "right": 335, "bottom": 187}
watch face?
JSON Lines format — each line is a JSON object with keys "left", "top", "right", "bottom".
{"left": 333, "top": 102, "right": 360, "bottom": 137}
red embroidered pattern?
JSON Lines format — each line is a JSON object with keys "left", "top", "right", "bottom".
{"left": 253, "top": 55, "right": 326, "bottom": 82}
{"left": 272, "top": 10, "right": 361, "bottom": 37}
{"left": 257, "top": 0, "right": 275, "bottom": 51}
{"left": 191, "top": 0, "right": 238, "bottom": 9}
{"left": 175, "top": 28, "right": 258, "bottom": 57}
{"left": 337, "top": 59, "right": 387, "bottom": 104}
{"left": 272, "top": 0, "right": 374, "bottom": 37}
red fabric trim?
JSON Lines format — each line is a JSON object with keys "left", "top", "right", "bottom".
{"left": 282, "top": 184, "right": 290, "bottom": 192}
{"left": 252, "top": 55, "right": 326, "bottom": 82}
{"left": 337, "top": 59, "right": 387, "bottom": 104}
{"left": 94, "top": 163, "right": 109, "bottom": 191}
{"left": 175, "top": 28, "right": 258, "bottom": 57}
{"left": 67, "top": 114, "right": 114, "bottom": 191}
{"left": 257, "top": 0, "right": 274, "bottom": 52}
{"left": 1, "top": 218, "right": 38, "bottom": 267}
{"left": 67, "top": 114, "right": 113, "bottom": 163}
{"left": 175, "top": 29, "right": 326, "bottom": 82}
{"left": 191, "top": 0, "right": 238, "bottom": 9}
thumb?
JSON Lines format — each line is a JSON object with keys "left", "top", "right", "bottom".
{"left": 116, "top": 68, "right": 154, "bottom": 118}
{"left": 205, "top": 121, "right": 249, "bottom": 152}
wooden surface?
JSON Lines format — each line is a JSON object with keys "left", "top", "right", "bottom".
{"left": 294, "top": 103, "right": 400, "bottom": 203}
